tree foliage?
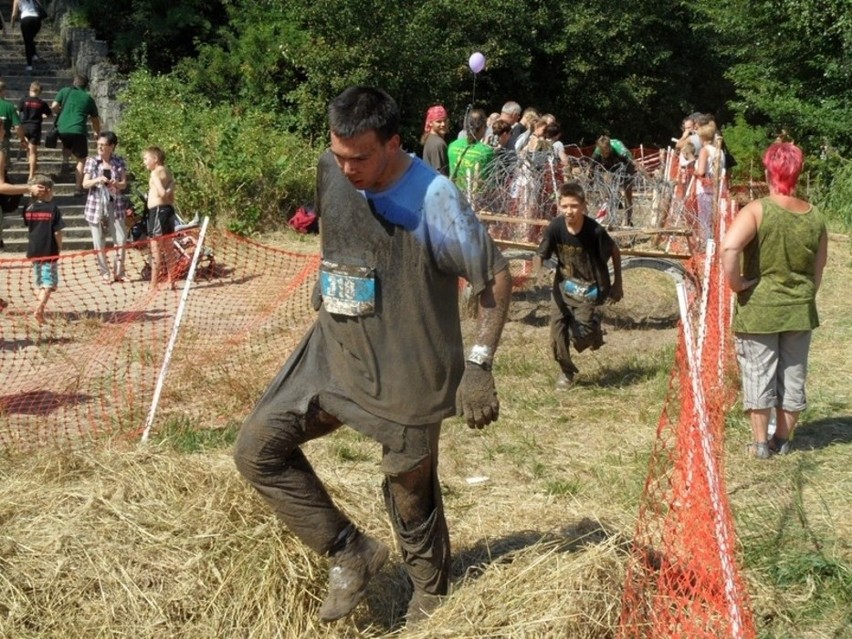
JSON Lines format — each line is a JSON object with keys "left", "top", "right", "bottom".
{"left": 692, "top": 0, "right": 852, "bottom": 154}
{"left": 165, "top": 0, "right": 717, "bottom": 148}
{"left": 77, "top": 0, "right": 230, "bottom": 72}
{"left": 103, "top": 0, "right": 850, "bottom": 229}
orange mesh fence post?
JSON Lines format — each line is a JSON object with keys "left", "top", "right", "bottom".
{"left": 0, "top": 229, "right": 319, "bottom": 452}
{"left": 618, "top": 196, "right": 757, "bottom": 639}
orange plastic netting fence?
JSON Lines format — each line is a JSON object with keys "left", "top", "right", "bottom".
{"left": 618, "top": 198, "right": 757, "bottom": 638}
{"left": 3, "top": 188, "right": 757, "bottom": 635}
{"left": 0, "top": 228, "right": 318, "bottom": 452}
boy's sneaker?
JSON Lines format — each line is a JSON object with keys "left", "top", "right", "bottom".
{"left": 555, "top": 373, "right": 574, "bottom": 390}
{"left": 318, "top": 531, "right": 389, "bottom": 623}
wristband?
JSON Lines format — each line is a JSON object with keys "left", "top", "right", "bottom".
{"left": 467, "top": 344, "right": 493, "bottom": 368}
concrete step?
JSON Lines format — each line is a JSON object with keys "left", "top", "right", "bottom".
{"left": 0, "top": 6, "right": 119, "bottom": 257}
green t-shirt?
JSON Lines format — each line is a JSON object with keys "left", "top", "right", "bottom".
{"left": 55, "top": 86, "right": 99, "bottom": 135}
{"left": 0, "top": 98, "right": 21, "bottom": 137}
{"left": 733, "top": 197, "right": 826, "bottom": 334}
{"left": 447, "top": 138, "right": 494, "bottom": 191}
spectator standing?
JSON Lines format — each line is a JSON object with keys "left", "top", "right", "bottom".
{"left": 233, "top": 86, "right": 511, "bottom": 626}
{"left": 51, "top": 74, "right": 100, "bottom": 196}
{"left": 674, "top": 115, "right": 701, "bottom": 154}
{"left": 10, "top": 0, "right": 45, "bottom": 72}
{"left": 420, "top": 104, "right": 449, "bottom": 176}
{"left": 82, "top": 131, "right": 129, "bottom": 284}
{"left": 591, "top": 135, "right": 640, "bottom": 226}
{"left": 22, "top": 174, "right": 63, "bottom": 324}
{"left": 513, "top": 108, "right": 541, "bottom": 152}
{"left": 499, "top": 101, "right": 524, "bottom": 148}
{"left": 722, "top": 143, "right": 827, "bottom": 459}
{"left": 143, "top": 145, "right": 177, "bottom": 291}
{"left": 694, "top": 123, "right": 725, "bottom": 243}
{"left": 18, "top": 80, "right": 51, "bottom": 181}
{"left": 533, "top": 181, "right": 623, "bottom": 389}
{"left": 447, "top": 108, "right": 495, "bottom": 202}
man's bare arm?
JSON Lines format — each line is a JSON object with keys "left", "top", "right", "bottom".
{"left": 469, "top": 267, "right": 512, "bottom": 361}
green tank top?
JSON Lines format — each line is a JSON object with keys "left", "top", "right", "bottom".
{"left": 733, "top": 197, "right": 825, "bottom": 334}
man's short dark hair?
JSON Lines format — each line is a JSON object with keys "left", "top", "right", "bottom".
{"left": 559, "top": 181, "right": 586, "bottom": 202}
{"left": 328, "top": 86, "right": 399, "bottom": 143}
{"left": 73, "top": 74, "right": 89, "bottom": 89}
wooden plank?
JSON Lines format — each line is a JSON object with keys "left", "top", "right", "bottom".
{"left": 476, "top": 212, "right": 551, "bottom": 227}
{"left": 494, "top": 239, "right": 691, "bottom": 260}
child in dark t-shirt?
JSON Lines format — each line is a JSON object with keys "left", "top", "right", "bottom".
{"left": 533, "top": 181, "right": 623, "bottom": 389}
{"left": 23, "top": 174, "right": 64, "bottom": 324}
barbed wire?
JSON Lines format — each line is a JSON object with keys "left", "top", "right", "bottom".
{"left": 453, "top": 147, "right": 688, "bottom": 247}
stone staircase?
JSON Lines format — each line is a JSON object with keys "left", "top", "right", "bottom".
{"left": 0, "top": 1, "right": 95, "bottom": 256}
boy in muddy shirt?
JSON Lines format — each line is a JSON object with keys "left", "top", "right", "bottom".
{"left": 534, "top": 181, "right": 623, "bottom": 388}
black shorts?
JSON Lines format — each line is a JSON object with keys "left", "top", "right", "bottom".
{"left": 147, "top": 205, "right": 175, "bottom": 237}
{"left": 58, "top": 132, "right": 88, "bottom": 159}
{"left": 23, "top": 124, "right": 43, "bottom": 145}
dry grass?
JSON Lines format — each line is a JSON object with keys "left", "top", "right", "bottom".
{"left": 0, "top": 234, "right": 849, "bottom": 638}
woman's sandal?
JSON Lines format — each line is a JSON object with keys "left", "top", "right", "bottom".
{"left": 768, "top": 435, "right": 791, "bottom": 455}
{"left": 746, "top": 441, "right": 771, "bottom": 459}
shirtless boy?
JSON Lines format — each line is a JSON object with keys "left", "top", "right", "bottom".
{"left": 142, "top": 146, "right": 175, "bottom": 290}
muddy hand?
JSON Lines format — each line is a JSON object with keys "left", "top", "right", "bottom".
{"left": 455, "top": 363, "right": 499, "bottom": 429}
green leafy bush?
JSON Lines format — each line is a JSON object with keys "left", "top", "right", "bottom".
{"left": 720, "top": 114, "right": 772, "bottom": 183}
{"left": 117, "top": 71, "right": 320, "bottom": 234}
{"left": 809, "top": 155, "right": 852, "bottom": 231}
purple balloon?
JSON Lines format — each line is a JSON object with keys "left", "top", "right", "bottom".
{"left": 468, "top": 52, "right": 486, "bottom": 74}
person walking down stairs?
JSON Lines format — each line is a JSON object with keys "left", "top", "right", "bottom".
{"left": 9, "top": 0, "right": 46, "bottom": 72}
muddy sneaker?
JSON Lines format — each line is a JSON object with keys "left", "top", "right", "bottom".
{"left": 405, "top": 591, "right": 442, "bottom": 626}
{"left": 555, "top": 373, "right": 574, "bottom": 390}
{"left": 769, "top": 436, "right": 791, "bottom": 455}
{"left": 746, "top": 441, "right": 770, "bottom": 459}
{"left": 318, "top": 531, "right": 390, "bottom": 623}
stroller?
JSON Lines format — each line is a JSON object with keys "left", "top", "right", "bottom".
{"left": 129, "top": 191, "right": 216, "bottom": 282}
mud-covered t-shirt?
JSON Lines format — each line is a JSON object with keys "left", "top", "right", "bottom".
{"left": 316, "top": 152, "right": 507, "bottom": 425}
{"left": 537, "top": 214, "right": 614, "bottom": 302}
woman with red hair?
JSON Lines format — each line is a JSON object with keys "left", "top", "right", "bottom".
{"left": 420, "top": 105, "right": 449, "bottom": 176}
{"left": 722, "top": 142, "right": 828, "bottom": 459}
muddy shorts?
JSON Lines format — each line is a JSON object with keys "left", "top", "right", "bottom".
{"left": 734, "top": 331, "right": 811, "bottom": 412}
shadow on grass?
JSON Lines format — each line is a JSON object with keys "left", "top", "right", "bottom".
{"left": 453, "top": 517, "right": 620, "bottom": 579}
{"left": 603, "top": 313, "right": 679, "bottom": 330}
{"left": 0, "top": 389, "right": 91, "bottom": 415}
{"left": 581, "top": 359, "right": 664, "bottom": 388}
{"left": 364, "top": 517, "right": 623, "bottom": 631}
{"left": 0, "top": 335, "right": 75, "bottom": 351}
{"left": 793, "top": 415, "right": 852, "bottom": 451}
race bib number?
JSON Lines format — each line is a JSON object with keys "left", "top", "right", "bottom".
{"left": 319, "top": 260, "right": 376, "bottom": 316}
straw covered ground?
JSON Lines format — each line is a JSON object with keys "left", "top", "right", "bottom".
{"left": 0, "top": 235, "right": 849, "bottom": 638}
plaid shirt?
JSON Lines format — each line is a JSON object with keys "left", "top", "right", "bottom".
{"left": 82, "top": 155, "right": 131, "bottom": 224}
